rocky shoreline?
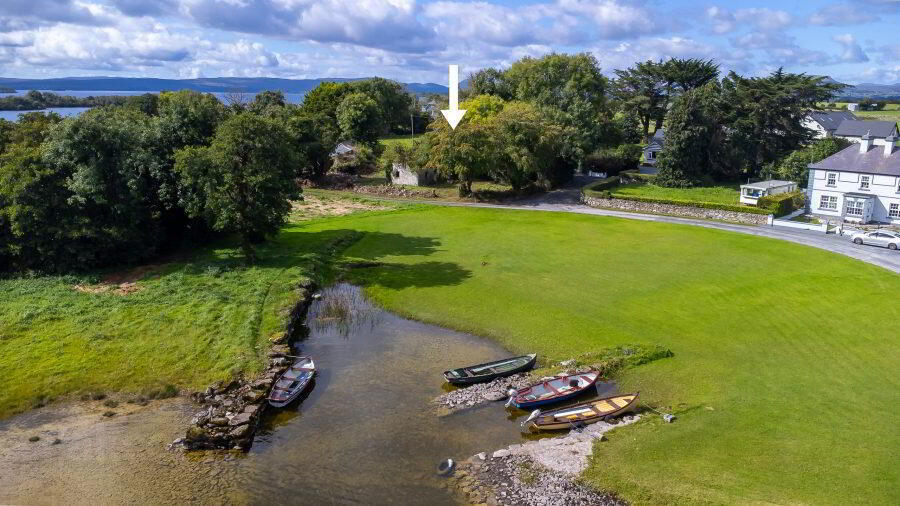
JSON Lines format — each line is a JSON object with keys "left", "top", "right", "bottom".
{"left": 176, "top": 279, "right": 318, "bottom": 451}
{"left": 447, "top": 415, "right": 639, "bottom": 505}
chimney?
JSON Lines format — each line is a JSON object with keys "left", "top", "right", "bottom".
{"left": 886, "top": 134, "right": 897, "bottom": 157}
{"left": 860, "top": 130, "right": 872, "bottom": 153}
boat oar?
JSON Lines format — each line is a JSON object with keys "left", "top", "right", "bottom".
{"left": 643, "top": 404, "right": 676, "bottom": 423}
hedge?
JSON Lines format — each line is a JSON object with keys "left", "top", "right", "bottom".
{"left": 589, "top": 192, "right": 774, "bottom": 215}
{"left": 757, "top": 191, "right": 805, "bottom": 217}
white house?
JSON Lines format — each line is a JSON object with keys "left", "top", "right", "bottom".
{"left": 834, "top": 120, "right": 899, "bottom": 144}
{"left": 807, "top": 133, "right": 900, "bottom": 224}
{"left": 739, "top": 180, "right": 798, "bottom": 206}
{"left": 802, "top": 111, "right": 857, "bottom": 139}
{"left": 642, "top": 129, "right": 664, "bottom": 166}
{"left": 847, "top": 103, "right": 860, "bottom": 112}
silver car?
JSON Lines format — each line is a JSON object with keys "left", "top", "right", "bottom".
{"left": 851, "top": 230, "right": 900, "bottom": 250}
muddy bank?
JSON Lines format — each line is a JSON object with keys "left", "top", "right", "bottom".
{"left": 0, "top": 398, "right": 248, "bottom": 505}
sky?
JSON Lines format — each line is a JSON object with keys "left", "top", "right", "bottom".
{"left": 0, "top": 0, "right": 898, "bottom": 84}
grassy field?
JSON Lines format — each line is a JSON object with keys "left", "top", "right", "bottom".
{"left": 0, "top": 198, "right": 396, "bottom": 416}
{"left": 2, "top": 200, "right": 898, "bottom": 504}
{"left": 613, "top": 182, "right": 743, "bottom": 205}
{"left": 377, "top": 133, "right": 424, "bottom": 148}
{"left": 821, "top": 102, "right": 900, "bottom": 123}
{"left": 298, "top": 204, "right": 899, "bottom": 505}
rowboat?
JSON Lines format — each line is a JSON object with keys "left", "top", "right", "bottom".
{"left": 268, "top": 356, "right": 316, "bottom": 408}
{"left": 443, "top": 354, "right": 537, "bottom": 386}
{"left": 508, "top": 371, "right": 599, "bottom": 409}
{"left": 522, "top": 392, "right": 640, "bottom": 431}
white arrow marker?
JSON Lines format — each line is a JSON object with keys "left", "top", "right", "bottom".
{"left": 441, "top": 64, "right": 467, "bottom": 129}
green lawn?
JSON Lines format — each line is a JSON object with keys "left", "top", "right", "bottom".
{"left": 0, "top": 215, "right": 376, "bottom": 416}
{"left": 613, "top": 182, "right": 743, "bottom": 205}
{"left": 377, "top": 133, "right": 424, "bottom": 148}
{"left": 2, "top": 202, "right": 898, "bottom": 504}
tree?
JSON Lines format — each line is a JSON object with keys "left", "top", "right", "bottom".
{"left": 348, "top": 78, "right": 414, "bottom": 134}
{"left": 459, "top": 94, "right": 506, "bottom": 123}
{"left": 174, "top": 113, "right": 300, "bottom": 262}
{"left": 465, "top": 68, "right": 513, "bottom": 100}
{"left": 428, "top": 121, "right": 495, "bottom": 196}
{"left": 490, "top": 101, "right": 565, "bottom": 190}
{"left": 613, "top": 61, "right": 667, "bottom": 139}
{"left": 336, "top": 92, "right": 382, "bottom": 146}
{"left": 661, "top": 58, "right": 720, "bottom": 93}
{"left": 721, "top": 69, "right": 845, "bottom": 177}
{"left": 249, "top": 90, "right": 287, "bottom": 115}
{"left": 762, "top": 137, "right": 851, "bottom": 184}
{"left": 655, "top": 84, "right": 725, "bottom": 188}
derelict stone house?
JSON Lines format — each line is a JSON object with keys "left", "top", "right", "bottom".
{"left": 390, "top": 163, "right": 436, "bottom": 186}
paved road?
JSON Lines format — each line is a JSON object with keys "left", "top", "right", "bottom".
{"left": 420, "top": 179, "right": 900, "bottom": 274}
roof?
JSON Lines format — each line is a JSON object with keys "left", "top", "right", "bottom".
{"left": 741, "top": 180, "right": 796, "bottom": 190}
{"left": 806, "top": 110, "right": 856, "bottom": 131}
{"left": 645, "top": 129, "right": 665, "bottom": 151}
{"left": 808, "top": 143, "right": 900, "bottom": 176}
{"left": 331, "top": 142, "right": 354, "bottom": 156}
{"left": 834, "top": 120, "right": 898, "bottom": 138}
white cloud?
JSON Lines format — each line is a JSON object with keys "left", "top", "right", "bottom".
{"left": 734, "top": 8, "right": 793, "bottom": 31}
{"left": 833, "top": 33, "right": 869, "bottom": 62}
{"left": 809, "top": 3, "right": 879, "bottom": 26}
{"left": 705, "top": 6, "right": 735, "bottom": 34}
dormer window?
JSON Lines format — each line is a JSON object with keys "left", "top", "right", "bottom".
{"left": 826, "top": 173, "right": 837, "bottom": 186}
{"left": 860, "top": 175, "right": 870, "bottom": 190}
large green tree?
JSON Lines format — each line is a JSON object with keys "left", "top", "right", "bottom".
{"left": 655, "top": 84, "right": 726, "bottom": 188}
{"left": 762, "top": 137, "right": 851, "bottom": 184}
{"left": 174, "top": 113, "right": 300, "bottom": 262}
{"left": 721, "top": 69, "right": 844, "bottom": 176}
{"left": 336, "top": 92, "right": 382, "bottom": 146}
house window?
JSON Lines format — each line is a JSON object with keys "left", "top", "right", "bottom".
{"left": 646, "top": 151, "right": 655, "bottom": 160}
{"left": 845, "top": 200, "right": 864, "bottom": 216}
{"left": 890, "top": 203, "right": 900, "bottom": 219}
{"left": 826, "top": 173, "right": 837, "bottom": 186}
{"left": 860, "top": 175, "right": 870, "bottom": 190}
{"left": 819, "top": 195, "right": 837, "bottom": 210}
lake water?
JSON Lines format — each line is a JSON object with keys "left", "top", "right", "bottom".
{"left": 0, "top": 90, "right": 308, "bottom": 122}
{"left": 0, "top": 284, "right": 550, "bottom": 504}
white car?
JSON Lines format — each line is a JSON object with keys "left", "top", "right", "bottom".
{"left": 850, "top": 230, "right": 900, "bottom": 250}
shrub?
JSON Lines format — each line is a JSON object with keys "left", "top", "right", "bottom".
{"left": 584, "top": 144, "right": 641, "bottom": 176}
{"left": 758, "top": 191, "right": 805, "bottom": 217}
{"left": 604, "top": 193, "right": 773, "bottom": 215}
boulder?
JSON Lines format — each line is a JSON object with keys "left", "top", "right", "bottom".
{"left": 209, "top": 417, "right": 229, "bottom": 427}
{"left": 243, "top": 390, "right": 264, "bottom": 403}
{"left": 243, "top": 404, "right": 261, "bottom": 416}
{"left": 229, "top": 424, "right": 251, "bottom": 439}
{"left": 229, "top": 412, "right": 253, "bottom": 426}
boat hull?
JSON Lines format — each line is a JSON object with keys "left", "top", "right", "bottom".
{"left": 512, "top": 372, "right": 599, "bottom": 409}
{"left": 528, "top": 392, "right": 639, "bottom": 431}
{"left": 443, "top": 354, "right": 537, "bottom": 386}
{"left": 268, "top": 357, "right": 316, "bottom": 408}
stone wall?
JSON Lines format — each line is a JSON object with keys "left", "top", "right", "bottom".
{"left": 582, "top": 194, "right": 771, "bottom": 226}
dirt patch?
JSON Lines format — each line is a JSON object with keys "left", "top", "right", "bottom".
{"left": 72, "top": 263, "right": 168, "bottom": 296}
{"left": 291, "top": 194, "right": 388, "bottom": 221}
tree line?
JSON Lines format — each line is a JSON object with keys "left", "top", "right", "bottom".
{"left": 0, "top": 80, "right": 420, "bottom": 272}
{"left": 0, "top": 90, "right": 133, "bottom": 111}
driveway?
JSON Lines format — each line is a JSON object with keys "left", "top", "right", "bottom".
{"left": 428, "top": 178, "right": 900, "bottom": 274}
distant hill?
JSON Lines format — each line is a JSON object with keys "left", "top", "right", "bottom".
{"left": 0, "top": 76, "right": 450, "bottom": 95}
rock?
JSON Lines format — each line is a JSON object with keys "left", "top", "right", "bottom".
{"left": 229, "top": 412, "right": 253, "bottom": 426}
{"left": 186, "top": 425, "right": 211, "bottom": 442}
{"left": 243, "top": 390, "right": 264, "bottom": 403}
{"left": 251, "top": 379, "right": 272, "bottom": 390}
{"left": 477, "top": 452, "right": 486, "bottom": 461}
{"left": 560, "top": 359, "right": 576, "bottom": 367}
{"left": 51, "top": 438, "right": 62, "bottom": 445}
{"left": 482, "top": 391, "right": 508, "bottom": 402}
{"left": 229, "top": 424, "right": 251, "bottom": 439}
{"left": 102, "top": 411, "right": 116, "bottom": 418}
{"left": 243, "top": 404, "right": 260, "bottom": 416}
{"left": 28, "top": 436, "right": 40, "bottom": 442}
{"left": 209, "top": 417, "right": 229, "bottom": 427}
{"left": 492, "top": 449, "right": 511, "bottom": 459}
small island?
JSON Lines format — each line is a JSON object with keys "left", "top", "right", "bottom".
{"left": 0, "top": 90, "right": 130, "bottom": 110}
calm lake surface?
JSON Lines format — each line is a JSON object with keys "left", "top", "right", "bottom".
{"left": 0, "top": 90, "right": 308, "bottom": 121}
{"left": 0, "top": 283, "right": 542, "bottom": 505}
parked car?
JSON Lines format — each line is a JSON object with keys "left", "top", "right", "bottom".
{"left": 850, "top": 230, "right": 900, "bottom": 250}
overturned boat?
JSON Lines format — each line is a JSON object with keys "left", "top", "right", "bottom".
{"left": 522, "top": 392, "right": 639, "bottom": 431}
{"left": 268, "top": 356, "right": 316, "bottom": 408}
{"left": 443, "top": 354, "right": 537, "bottom": 386}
